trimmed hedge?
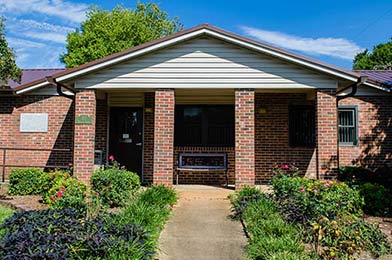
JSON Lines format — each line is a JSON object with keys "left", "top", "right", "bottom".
{"left": 91, "top": 168, "right": 140, "bottom": 207}
{"left": 8, "top": 168, "right": 46, "bottom": 195}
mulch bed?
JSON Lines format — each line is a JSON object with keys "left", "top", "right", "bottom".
{"left": 0, "top": 188, "right": 48, "bottom": 211}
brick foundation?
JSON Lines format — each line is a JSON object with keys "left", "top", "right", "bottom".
{"left": 235, "top": 89, "right": 255, "bottom": 189}
{"left": 153, "top": 89, "right": 175, "bottom": 185}
{"left": 73, "top": 90, "right": 96, "bottom": 183}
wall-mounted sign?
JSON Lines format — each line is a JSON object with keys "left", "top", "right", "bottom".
{"left": 75, "top": 115, "right": 92, "bottom": 125}
{"left": 20, "top": 113, "right": 48, "bottom": 132}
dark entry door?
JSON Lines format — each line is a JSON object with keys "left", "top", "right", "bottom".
{"left": 109, "top": 107, "right": 143, "bottom": 177}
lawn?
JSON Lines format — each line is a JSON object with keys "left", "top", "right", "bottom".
{"left": 0, "top": 205, "right": 14, "bottom": 225}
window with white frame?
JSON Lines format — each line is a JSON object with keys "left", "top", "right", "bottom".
{"left": 338, "top": 107, "right": 357, "bottom": 145}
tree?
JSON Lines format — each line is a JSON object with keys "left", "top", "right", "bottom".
{"left": 353, "top": 39, "right": 392, "bottom": 70}
{"left": 61, "top": 3, "right": 183, "bottom": 68}
{"left": 0, "top": 17, "right": 22, "bottom": 86}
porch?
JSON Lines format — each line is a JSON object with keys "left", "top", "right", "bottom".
{"left": 73, "top": 88, "right": 338, "bottom": 188}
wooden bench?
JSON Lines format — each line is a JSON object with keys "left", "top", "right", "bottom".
{"left": 176, "top": 153, "right": 228, "bottom": 186}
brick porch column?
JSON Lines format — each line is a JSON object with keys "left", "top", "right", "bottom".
{"left": 316, "top": 89, "right": 338, "bottom": 179}
{"left": 235, "top": 89, "right": 255, "bottom": 189}
{"left": 73, "top": 90, "right": 96, "bottom": 183}
{"left": 153, "top": 89, "right": 175, "bottom": 185}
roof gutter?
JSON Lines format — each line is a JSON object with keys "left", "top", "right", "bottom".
{"left": 46, "top": 76, "right": 75, "bottom": 100}
{"left": 333, "top": 76, "right": 367, "bottom": 178}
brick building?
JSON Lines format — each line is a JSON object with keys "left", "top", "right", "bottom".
{"left": 1, "top": 25, "right": 391, "bottom": 189}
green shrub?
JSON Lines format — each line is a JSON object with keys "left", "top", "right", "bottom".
{"left": 91, "top": 167, "right": 140, "bottom": 207}
{"left": 8, "top": 168, "right": 47, "bottom": 195}
{"left": 39, "top": 170, "right": 70, "bottom": 198}
{"left": 359, "top": 182, "right": 391, "bottom": 216}
{"left": 339, "top": 166, "right": 392, "bottom": 190}
{"left": 45, "top": 176, "right": 87, "bottom": 210}
{"left": 272, "top": 176, "right": 363, "bottom": 221}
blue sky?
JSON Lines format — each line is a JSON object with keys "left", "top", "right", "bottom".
{"left": 1, "top": 0, "right": 391, "bottom": 69}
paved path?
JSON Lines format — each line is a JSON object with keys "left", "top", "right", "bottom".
{"left": 158, "top": 185, "right": 247, "bottom": 260}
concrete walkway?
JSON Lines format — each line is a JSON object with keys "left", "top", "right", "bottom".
{"left": 158, "top": 185, "right": 247, "bottom": 260}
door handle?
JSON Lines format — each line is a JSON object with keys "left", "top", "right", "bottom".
{"left": 136, "top": 143, "right": 142, "bottom": 146}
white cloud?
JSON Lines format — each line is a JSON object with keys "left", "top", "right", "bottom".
{"left": 7, "top": 37, "right": 46, "bottom": 48}
{"left": 240, "top": 26, "right": 363, "bottom": 60}
{"left": 15, "top": 19, "right": 74, "bottom": 33}
{"left": 0, "top": 0, "right": 88, "bottom": 23}
{"left": 23, "top": 32, "right": 67, "bottom": 44}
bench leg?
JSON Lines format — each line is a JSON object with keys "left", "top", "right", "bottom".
{"left": 225, "top": 170, "right": 228, "bottom": 188}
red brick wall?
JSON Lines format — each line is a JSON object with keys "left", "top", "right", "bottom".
{"left": 73, "top": 90, "right": 96, "bottom": 183}
{"left": 339, "top": 95, "right": 392, "bottom": 169}
{"left": 0, "top": 95, "right": 73, "bottom": 179}
{"left": 95, "top": 98, "right": 108, "bottom": 162}
{"left": 316, "top": 89, "right": 338, "bottom": 179}
{"left": 255, "top": 93, "right": 316, "bottom": 183}
{"left": 143, "top": 92, "right": 154, "bottom": 184}
{"left": 235, "top": 89, "right": 255, "bottom": 188}
{"left": 153, "top": 89, "right": 175, "bottom": 185}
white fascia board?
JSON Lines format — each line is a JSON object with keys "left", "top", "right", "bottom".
{"left": 16, "top": 81, "right": 50, "bottom": 95}
{"left": 363, "top": 82, "right": 390, "bottom": 93}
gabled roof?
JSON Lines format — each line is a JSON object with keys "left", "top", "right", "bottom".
{"left": 13, "top": 24, "right": 390, "bottom": 94}
{"left": 356, "top": 70, "right": 392, "bottom": 90}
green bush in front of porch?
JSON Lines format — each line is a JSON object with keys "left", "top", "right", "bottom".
{"left": 91, "top": 167, "right": 140, "bottom": 208}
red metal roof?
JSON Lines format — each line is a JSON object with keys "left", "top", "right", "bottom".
{"left": 356, "top": 70, "right": 392, "bottom": 89}
{"left": 7, "top": 69, "right": 65, "bottom": 89}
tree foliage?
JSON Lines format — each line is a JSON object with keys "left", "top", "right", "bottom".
{"left": 353, "top": 39, "right": 392, "bottom": 70}
{"left": 61, "top": 3, "right": 183, "bottom": 68}
{"left": 0, "top": 17, "right": 22, "bottom": 86}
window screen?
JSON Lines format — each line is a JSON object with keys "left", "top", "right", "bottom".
{"left": 339, "top": 107, "right": 357, "bottom": 145}
{"left": 289, "top": 106, "right": 315, "bottom": 147}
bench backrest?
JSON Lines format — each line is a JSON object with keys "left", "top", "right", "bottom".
{"left": 178, "top": 153, "right": 227, "bottom": 170}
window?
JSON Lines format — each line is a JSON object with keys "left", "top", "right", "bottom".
{"left": 289, "top": 106, "right": 315, "bottom": 147}
{"left": 175, "top": 105, "right": 234, "bottom": 147}
{"left": 338, "top": 107, "right": 357, "bottom": 145}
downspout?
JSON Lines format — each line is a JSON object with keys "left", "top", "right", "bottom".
{"left": 46, "top": 76, "right": 75, "bottom": 100}
{"left": 334, "top": 76, "right": 367, "bottom": 175}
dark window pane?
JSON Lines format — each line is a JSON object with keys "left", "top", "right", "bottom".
{"left": 175, "top": 105, "right": 234, "bottom": 147}
{"left": 289, "top": 106, "right": 315, "bottom": 147}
